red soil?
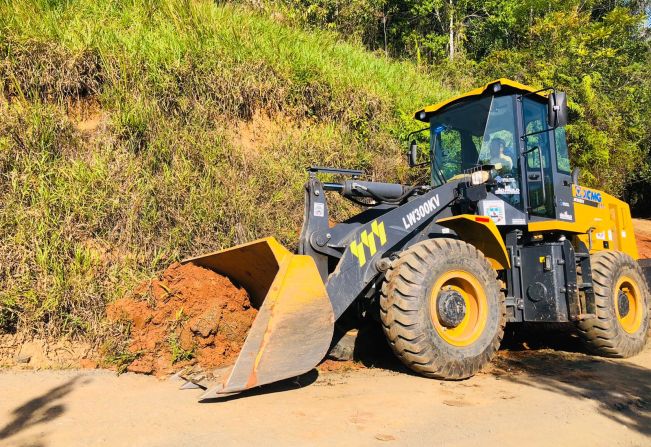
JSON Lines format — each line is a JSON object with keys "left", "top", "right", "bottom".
{"left": 636, "top": 233, "right": 651, "bottom": 259}
{"left": 107, "top": 262, "right": 257, "bottom": 377}
{"left": 317, "top": 359, "right": 364, "bottom": 373}
{"left": 633, "top": 219, "right": 651, "bottom": 258}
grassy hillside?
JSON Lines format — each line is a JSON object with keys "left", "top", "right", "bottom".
{"left": 0, "top": 0, "right": 452, "bottom": 340}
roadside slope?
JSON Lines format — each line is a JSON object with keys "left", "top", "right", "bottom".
{"left": 0, "top": 0, "right": 451, "bottom": 344}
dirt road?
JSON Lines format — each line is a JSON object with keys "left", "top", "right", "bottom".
{"left": 1, "top": 340, "right": 650, "bottom": 447}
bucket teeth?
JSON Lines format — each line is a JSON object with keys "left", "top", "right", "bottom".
{"left": 171, "top": 367, "right": 209, "bottom": 390}
{"left": 180, "top": 380, "right": 204, "bottom": 390}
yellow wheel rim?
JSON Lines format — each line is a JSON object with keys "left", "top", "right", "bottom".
{"left": 614, "top": 275, "right": 644, "bottom": 334}
{"left": 430, "top": 270, "right": 488, "bottom": 347}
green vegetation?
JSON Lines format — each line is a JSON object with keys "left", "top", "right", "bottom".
{"left": 267, "top": 0, "right": 651, "bottom": 197}
{"left": 1, "top": 0, "right": 649, "bottom": 342}
{"left": 104, "top": 349, "right": 143, "bottom": 374}
{"left": 0, "top": 0, "right": 449, "bottom": 338}
{"left": 168, "top": 334, "right": 195, "bottom": 364}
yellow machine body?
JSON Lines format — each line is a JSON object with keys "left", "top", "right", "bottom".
{"left": 528, "top": 185, "right": 638, "bottom": 259}
{"left": 437, "top": 214, "right": 511, "bottom": 270}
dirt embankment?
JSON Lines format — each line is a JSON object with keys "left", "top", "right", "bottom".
{"left": 633, "top": 218, "right": 651, "bottom": 258}
{"left": 107, "top": 262, "right": 257, "bottom": 377}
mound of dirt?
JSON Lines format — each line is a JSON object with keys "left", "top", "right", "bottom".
{"left": 107, "top": 262, "right": 257, "bottom": 377}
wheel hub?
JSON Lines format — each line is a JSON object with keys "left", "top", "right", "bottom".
{"left": 437, "top": 289, "right": 466, "bottom": 328}
{"left": 617, "top": 290, "right": 630, "bottom": 318}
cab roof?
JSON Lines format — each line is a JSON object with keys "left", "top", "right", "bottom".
{"left": 415, "top": 78, "right": 547, "bottom": 122}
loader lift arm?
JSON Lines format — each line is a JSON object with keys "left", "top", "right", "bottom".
{"left": 301, "top": 173, "right": 462, "bottom": 319}
{"left": 179, "top": 173, "right": 482, "bottom": 400}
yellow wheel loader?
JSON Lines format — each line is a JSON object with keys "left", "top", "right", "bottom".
{"left": 177, "top": 78, "right": 650, "bottom": 400}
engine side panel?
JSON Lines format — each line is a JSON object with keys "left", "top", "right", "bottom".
{"left": 527, "top": 184, "right": 638, "bottom": 259}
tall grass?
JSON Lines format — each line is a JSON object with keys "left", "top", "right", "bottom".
{"left": 0, "top": 0, "right": 453, "bottom": 339}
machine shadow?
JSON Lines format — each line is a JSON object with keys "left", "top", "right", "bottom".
{"left": 205, "top": 318, "right": 651, "bottom": 436}
{"left": 356, "top": 321, "right": 651, "bottom": 436}
{"left": 0, "top": 375, "right": 90, "bottom": 442}
{"left": 343, "top": 322, "right": 586, "bottom": 376}
{"left": 199, "top": 368, "right": 319, "bottom": 403}
{"left": 350, "top": 324, "right": 416, "bottom": 374}
{"left": 500, "top": 322, "right": 586, "bottom": 353}
{"left": 493, "top": 325, "right": 651, "bottom": 437}
{"left": 341, "top": 319, "right": 651, "bottom": 438}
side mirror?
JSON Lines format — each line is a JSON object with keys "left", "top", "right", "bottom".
{"left": 408, "top": 140, "right": 418, "bottom": 167}
{"left": 548, "top": 91, "right": 568, "bottom": 128}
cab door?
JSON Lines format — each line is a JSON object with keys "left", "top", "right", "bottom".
{"left": 520, "top": 98, "right": 575, "bottom": 222}
{"left": 522, "top": 98, "right": 554, "bottom": 218}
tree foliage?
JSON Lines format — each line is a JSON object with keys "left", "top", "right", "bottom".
{"left": 260, "top": 0, "right": 651, "bottom": 209}
{"left": 477, "top": 4, "right": 651, "bottom": 197}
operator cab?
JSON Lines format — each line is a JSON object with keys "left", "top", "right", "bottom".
{"left": 413, "top": 78, "right": 572, "bottom": 226}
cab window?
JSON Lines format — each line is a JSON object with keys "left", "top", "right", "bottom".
{"left": 478, "top": 96, "right": 520, "bottom": 209}
{"left": 430, "top": 95, "right": 522, "bottom": 209}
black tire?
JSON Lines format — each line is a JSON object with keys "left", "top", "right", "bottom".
{"left": 380, "top": 238, "right": 506, "bottom": 379}
{"left": 577, "top": 251, "right": 650, "bottom": 357}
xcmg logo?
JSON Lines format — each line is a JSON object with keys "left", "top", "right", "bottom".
{"left": 350, "top": 220, "right": 387, "bottom": 267}
{"left": 573, "top": 185, "right": 603, "bottom": 207}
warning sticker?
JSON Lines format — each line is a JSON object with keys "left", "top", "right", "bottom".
{"left": 483, "top": 200, "right": 506, "bottom": 225}
{"left": 313, "top": 202, "right": 325, "bottom": 217}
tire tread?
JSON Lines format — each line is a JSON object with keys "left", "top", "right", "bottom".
{"left": 577, "top": 251, "right": 649, "bottom": 358}
{"left": 380, "top": 238, "right": 506, "bottom": 379}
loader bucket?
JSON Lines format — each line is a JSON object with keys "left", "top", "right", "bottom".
{"left": 181, "top": 237, "right": 334, "bottom": 400}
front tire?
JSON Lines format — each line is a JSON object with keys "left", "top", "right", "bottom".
{"left": 577, "top": 251, "right": 650, "bottom": 357}
{"left": 380, "top": 238, "right": 505, "bottom": 379}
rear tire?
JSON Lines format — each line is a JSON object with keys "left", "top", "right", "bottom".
{"left": 380, "top": 238, "right": 505, "bottom": 379}
{"left": 577, "top": 251, "right": 650, "bottom": 357}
